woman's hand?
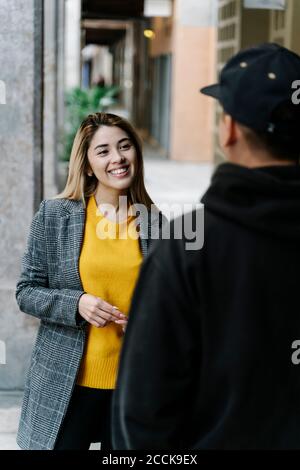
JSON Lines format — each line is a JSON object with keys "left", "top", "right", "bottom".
{"left": 78, "top": 293, "right": 126, "bottom": 328}
{"left": 115, "top": 317, "right": 128, "bottom": 334}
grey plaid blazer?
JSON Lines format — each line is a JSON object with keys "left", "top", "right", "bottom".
{"left": 15, "top": 197, "right": 164, "bottom": 450}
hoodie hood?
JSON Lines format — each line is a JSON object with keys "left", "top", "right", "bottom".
{"left": 201, "top": 163, "right": 300, "bottom": 242}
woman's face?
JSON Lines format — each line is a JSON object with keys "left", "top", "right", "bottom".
{"left": 87, "top": 125, "right": 137, "bottom": 192}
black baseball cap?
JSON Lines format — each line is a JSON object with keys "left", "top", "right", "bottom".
{"left": 200, "top": 43, "right": 300, "bottom": 135}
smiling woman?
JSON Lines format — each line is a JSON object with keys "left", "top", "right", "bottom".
{"left": 15, "top": 112, "right": 166, "bottom": 450}
{"left": 57, "top": 112, "right": 154, "bottom": 210}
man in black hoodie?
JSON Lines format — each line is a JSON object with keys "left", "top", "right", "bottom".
{"left": 112, "top": 43, "right": 300, "bottom": 449}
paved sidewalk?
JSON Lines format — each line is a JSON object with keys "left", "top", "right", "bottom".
{"left": 144, "top": 157, "right": 213, "bottom": 217}
{"left": 0, "top": 157, "right": 214, "bottom": 450}
{"left": 0, "top": 392, "right": 22, "bottom": 449}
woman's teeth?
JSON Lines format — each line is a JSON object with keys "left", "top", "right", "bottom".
{"left": 110, "top": 167, "right": 128, "bottom": 176}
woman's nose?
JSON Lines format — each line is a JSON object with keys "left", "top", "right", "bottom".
{"left": 112, "top": 149, "right": 125, "bottom": 163}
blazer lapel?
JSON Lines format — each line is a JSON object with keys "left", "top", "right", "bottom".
{"left": 59, "top": 199, "right": 86, "bottom": 291}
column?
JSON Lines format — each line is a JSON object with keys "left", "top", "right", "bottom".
{"left": 0, "top": 0, "right": 44, "bottom": 389}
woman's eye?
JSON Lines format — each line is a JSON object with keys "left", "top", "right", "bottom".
{"left": 121, "top": 144, "right": 131, "bottom": 151}
{"left": 98, "top": 150, "right": 108, "bottom": 156}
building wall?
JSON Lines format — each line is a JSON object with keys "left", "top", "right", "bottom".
{"left": 289, "top": 1, "right": 300, "bottom": 54}
{"left": 132, "top": 20, "right": 151, "bottom": 131}
{"left": 123, "top": 24, "right": 135, "bottom": 120}
{"left": 149, "top": 0, "right": 217, "bottom": 162}
{"left": 150, "top": 17, "right": 173, "bottom": 56}
{"left": 44, "top": 0, "right": 61, "bottom": 199}
{"left": 56, "top": 0, "right": 66, "bottom": 176}
{"left": 269, "top": 0, "right": 300, "bottom": 53}
{"left": 215, "top": 0, "right": 300, "bottom": 163}
{"left": 90, "top": 47, "right": 113, "bottom": 86}
{"left": 216, "top": 0, "right": 270, "bottom": 162}
{"left": 0, "top": 0, "right": 44, "bottom": 389}
{"left": 171, "top": 0, "right": 217, "bottom": 162}
{"left": 0, "top": 0, "right": 74, "bottom": 391}
{"left": 65, "top": 0, "right": 81, "bottom": 89}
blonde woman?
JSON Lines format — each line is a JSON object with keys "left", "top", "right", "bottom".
{"left": 15, "top": 113, "right": 165, "bottom": 450}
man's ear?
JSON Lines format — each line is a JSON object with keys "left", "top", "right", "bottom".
{"left": 221, "top": 114, "right": 238, "bottom": 148}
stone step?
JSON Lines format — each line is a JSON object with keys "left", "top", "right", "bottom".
{"left": 0, "top": 407, "right": 21, "bottom": 434}
{"left": 0, "top": 433, "right": 19, "bottom": 450}
{"left": 0, "top": 392, "right": 22, "bottom": 434}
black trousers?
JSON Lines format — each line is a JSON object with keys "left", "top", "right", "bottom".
{"left": 54, "top": 385, "right": 113, "bottom": 450}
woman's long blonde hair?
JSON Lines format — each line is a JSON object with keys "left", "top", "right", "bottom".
{"left": 53, "top": 112, "right": 154, "bottom": 209}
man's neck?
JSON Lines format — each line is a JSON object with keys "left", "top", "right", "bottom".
{"left": 227, "top": 150, "right": 295, "bottom": 168}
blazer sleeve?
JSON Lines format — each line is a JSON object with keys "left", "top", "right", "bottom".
{"left": 15, "top": 200, "right": 86, "bottom": 329}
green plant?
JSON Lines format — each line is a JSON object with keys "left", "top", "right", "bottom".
{"left": 60, "top": 85, "right": 120, "bottom": 162}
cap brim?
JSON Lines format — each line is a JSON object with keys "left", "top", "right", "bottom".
{"left": 200, "top": 84, "right": 222, "bottom": 100}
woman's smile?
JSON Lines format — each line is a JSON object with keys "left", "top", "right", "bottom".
{"left": 108, "top": 164, "right": 130, "bottom": 178}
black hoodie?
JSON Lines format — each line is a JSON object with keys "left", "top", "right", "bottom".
{"left": 203, "top": 163, "right": 300, "bottom": 241}
{"left": 112, "top": 162, "right": 300, "bottom": 450}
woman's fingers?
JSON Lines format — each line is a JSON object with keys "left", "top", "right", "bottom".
{"left": 78, "top": 294, "right": 126, "bottom": 325}
{"left": 86, "top": 309, "right": 128, "bottom": 328}
{"left": 81, "top": 312, "right": 106, "bottom": 328}
{"left": 90, "top": 318, "right": 106, "bottom": 328}
{"left": 94, "top": 308, "right": 125, "bottom": 323}
{"left": 78, "top": 294, "right": 127, "bottom": 328}
{"left": 97, "top": 299, "right": 126, "bottom": 319}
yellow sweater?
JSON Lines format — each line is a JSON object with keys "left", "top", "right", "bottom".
{"left": 76, "top": 194, "right": 143, "bottom": 389}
